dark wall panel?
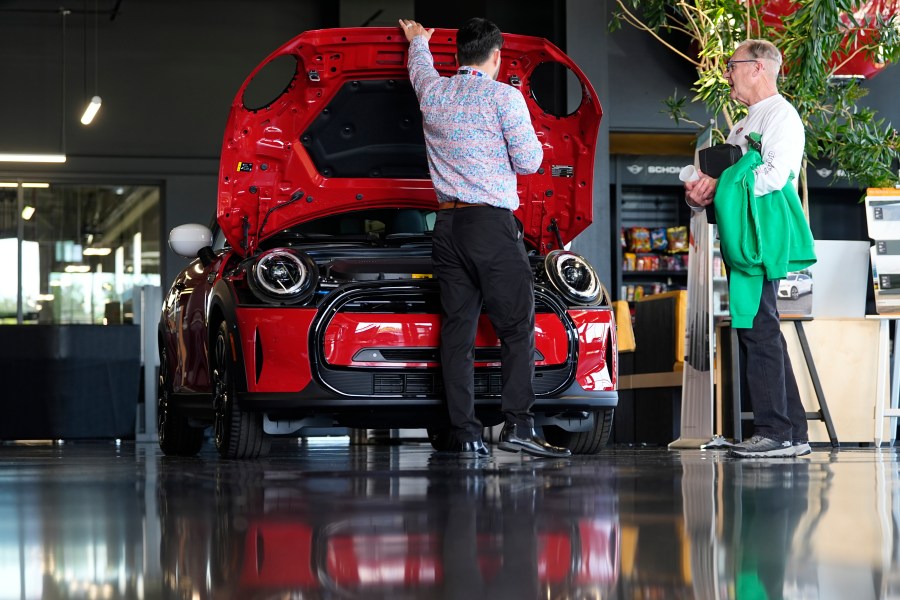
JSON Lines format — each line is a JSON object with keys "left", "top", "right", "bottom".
{"left": 565, "top": 0, "right": 612, "bottom": 286}
{"left": 606, "top": 5, "right": 712, "bottom": 133}
{"left": 0, "top": 0, "right": 334, "bottom": 159}
{"left": 414, "top": 0, "right": 565, "bottom": 44}
{"left": 860, "top": 63, "right": 900, "bottom": 131}
{"left": 0, "top": 326, "right": 140, "bottom": 439}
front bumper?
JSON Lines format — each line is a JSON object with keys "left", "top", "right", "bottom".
{"left": 232, "top": 283, "right": 617, "bottom": 413}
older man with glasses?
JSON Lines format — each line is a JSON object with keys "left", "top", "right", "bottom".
{"left": 685, "top": 39, "right": 817, "bottom": 459}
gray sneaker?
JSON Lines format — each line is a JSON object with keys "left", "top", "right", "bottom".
{"left": 729, "top": 435, "right": 794, "bottom": 458}
{"left": 792, "top": 441, "right": 812, "bottom": 457}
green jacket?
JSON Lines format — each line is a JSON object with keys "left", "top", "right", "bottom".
{"left": 713, "top": 133, "right": 817, "bottom": 328}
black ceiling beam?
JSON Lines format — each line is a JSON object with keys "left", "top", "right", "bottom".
{"left": 0, "top": 1, "right": 122, "bottom": 20}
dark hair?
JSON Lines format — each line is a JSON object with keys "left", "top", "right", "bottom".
{"left": 456, "top": 17, "right": 503, "bottom": 66}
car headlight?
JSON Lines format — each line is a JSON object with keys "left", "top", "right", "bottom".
{"left": 544, "top": 250, "right": 606, "bottom": 305}
{"left": 247, "top": 248, "right": 318, "bottom": 304}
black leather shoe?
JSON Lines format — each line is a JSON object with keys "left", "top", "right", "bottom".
{"left": 497, "top": 423, "right": 571, "bottom": 458}
{"left": 455, "top": 439, "right": 491, "bottom": 458}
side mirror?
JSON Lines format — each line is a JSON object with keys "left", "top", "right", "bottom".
{"left": 169, "top": 224, "right": 213, "bottom": 259}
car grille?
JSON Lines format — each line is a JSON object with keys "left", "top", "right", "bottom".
{"left": 314, "top": 283, "right": 573, "bottom": 398}
{"left": 320, "top": 366, "right": 570, "bottom": 397}
{"left": 374, "top": 373, "right": 436, "bottom": 394}
{"left": 369, "top": 348, "right": 544, "bottom": 363}
{"left": 378, "top": 348, "right": 440, "bottom": 362}
{"left": 372, "top": 372, "right": 502, "bottom": 395}
{"left": 338, "top": 296, "right": 557, "bottom": 314}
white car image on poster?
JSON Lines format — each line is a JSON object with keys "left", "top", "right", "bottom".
{"left": 778, "top": 272, "right": 813, "bottom": 300}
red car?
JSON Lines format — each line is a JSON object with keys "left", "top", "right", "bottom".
{"left": 158, "top": 26, "right": 617, "bottom": 458}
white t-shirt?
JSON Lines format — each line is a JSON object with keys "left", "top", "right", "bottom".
{"left": 726, "top": 94, "right": 805, "bottom": 196}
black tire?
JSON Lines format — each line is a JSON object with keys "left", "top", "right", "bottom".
{"left": 427, "top": 427, "right": 455, "bottom": 451}
{"left": 212, "top": 321, "right": 269, "bottom": 459}
{"left": 542, "top": 409, "right": 614, "bottom": 455}
{"left": 157, "top": 347, "right": 204, "bottom": 456}
{"left": 790, "top": 286, "right": 799, "bottom": 300}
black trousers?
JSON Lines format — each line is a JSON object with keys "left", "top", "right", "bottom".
{"left": 737, "top": 279, "right": 808, "bottom": 443}
{"left": 441, "top": 502, "right": 538, "bottom": 600}
{"left": 432, "top": 206, "right": 535, "bottom": 442}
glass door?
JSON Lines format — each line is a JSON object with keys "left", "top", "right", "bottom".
{"left": 0, "top": 181, "right": 161, "bottom": 325}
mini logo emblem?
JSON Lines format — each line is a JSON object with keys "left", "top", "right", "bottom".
{"left": 816, "top": 168, "right": 833, "bottom": 178}
{"left": 626, "top": 165, "right": 643, "bottom": 175}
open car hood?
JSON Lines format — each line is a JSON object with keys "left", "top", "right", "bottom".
{"left": 217, "top": 27, "right": 601, "bottom": 256}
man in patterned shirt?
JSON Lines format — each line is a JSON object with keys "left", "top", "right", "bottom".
{"left": 400, "top": 16, "right": 571, "bottom": 458}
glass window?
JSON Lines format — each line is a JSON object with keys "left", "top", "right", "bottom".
{"left": 0, "top": 182, "right": 161, "bottom": 325}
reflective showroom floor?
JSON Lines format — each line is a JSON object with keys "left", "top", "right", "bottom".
{"left": 2, "top": 440, "right": 900, "bottom": 599}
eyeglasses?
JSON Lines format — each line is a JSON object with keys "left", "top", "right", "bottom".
{"left": 725, "top": 59, "right": 759, "bottom": 72}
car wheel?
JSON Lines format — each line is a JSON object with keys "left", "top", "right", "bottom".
{"left": 212, "top": 321, "right": 268, "bottom": 459}
{"left": 542, "top": 408, "right": 614, "bottom": 455}
{"left": 157, "top": 347, "right": 204, "bottom": 456}
{"left": 790, "top": 286, "right": 799, "bottom": 300}
{"left": 427, "top": 427, "right": 455, "bottom": 452}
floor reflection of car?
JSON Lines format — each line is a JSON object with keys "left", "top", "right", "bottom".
{"left": 778, "top": 273, "right": 813, "bottom": 300}
{"left": 159, "top": 488, "right": 620, "bottom": 599}
{"left": 245, "top": 515, "right": 618, "bottom": 598}
{"left": 157, "top": 26, "right": 617, "bottom": 459}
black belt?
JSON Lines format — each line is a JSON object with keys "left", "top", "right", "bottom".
{"left": 438, "top": 200, "right": 493, "bottom": 210}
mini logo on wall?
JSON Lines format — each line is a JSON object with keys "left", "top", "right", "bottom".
{"left": 626, "top": 165, "right": 643, "bottom": 175}
{"left": 237, "top": 162, "right": 253, "bottom": 172}
{"left": 815, "top": 168, "right": 849, "bottom": 179}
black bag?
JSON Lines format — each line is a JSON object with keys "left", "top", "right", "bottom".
{"left": 698, "top": 144, "right": 742, "bottom": 178}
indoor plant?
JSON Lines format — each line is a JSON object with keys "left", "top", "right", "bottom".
{"left": 611, "top": 0, "right": 900, "bottom": 204}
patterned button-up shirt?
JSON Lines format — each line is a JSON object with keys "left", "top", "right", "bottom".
{"left": 407, "top": 35, "right": 543, "bottom": 211}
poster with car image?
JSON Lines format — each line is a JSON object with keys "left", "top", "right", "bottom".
{"left": 776, "top": 270, "right": 813, "bottom": 316}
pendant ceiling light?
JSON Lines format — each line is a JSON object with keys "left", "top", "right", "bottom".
{"left": 80, "top": 1, "right": 101, "bottom": 125}
{"left": 59, "top": 7, "right": 70, "bottom": 160}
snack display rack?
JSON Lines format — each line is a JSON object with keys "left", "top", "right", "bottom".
{"left": 616, "top": 184, "right": 693, "bottom": 303}
{"left": 621, "top": 225, "right": 689, "bottom": 301}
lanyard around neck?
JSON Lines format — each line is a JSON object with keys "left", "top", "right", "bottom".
{"left": 457, "top": 67, "right": 484, "bottom": 77}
